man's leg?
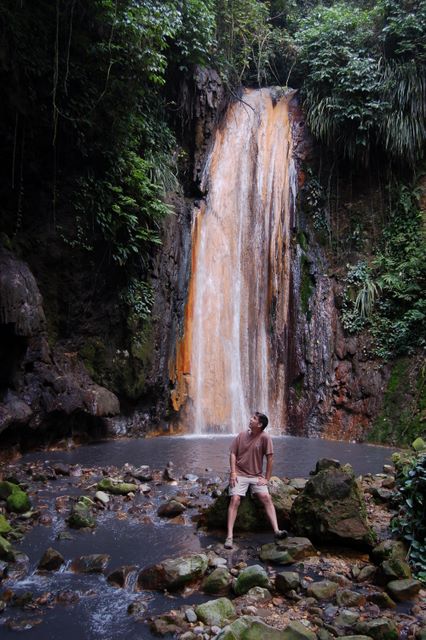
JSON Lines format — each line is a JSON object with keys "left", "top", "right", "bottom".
{"left": 226, "top": 495, "right": 241, "bottom": 543}
{"left": 255, "top": 493, "right": 280, "bottom": 533}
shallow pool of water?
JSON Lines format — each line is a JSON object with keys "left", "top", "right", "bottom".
{"left": 0, "top": 435, "right": 396, "bottom": 638}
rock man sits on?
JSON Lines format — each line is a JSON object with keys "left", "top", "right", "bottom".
{"left": 224, "top": 411, "right": 287, "bottom": 549}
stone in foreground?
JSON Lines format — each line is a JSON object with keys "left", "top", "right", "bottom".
{"left": 260, "top": 537, "right": 315, "bottom": 564}
{"left": 356, "top": 617, "right": 398, "bottom": 640}
{"left": 138, "top": 553, "right": 208, "bottom": 591}
{"left": 386, "top": 578, "right": 422, "bottom": 601}
{"left": 194, "top": 597, "right": 235, "bottom": 626}
{"left": 234, "top": 564, "right": 269, "bottom": 595}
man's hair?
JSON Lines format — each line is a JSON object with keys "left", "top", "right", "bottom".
{"left": 255, "top": 412, "right": 269, "bottom": 430}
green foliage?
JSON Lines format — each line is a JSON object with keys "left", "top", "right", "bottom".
{"left": 391, "top": 449, "right": 426, "bottom": 582}
{"left": 341, "top": 261, "right": 376, "bottom": 333}
{"left": 340, "top": 180, "right": 425, "bottom": 358}
{"left": 368, "top": 358, "right": 426, "bottom": 445}
{"left": 294, "top": 0, "right": 426, "bottom": 165}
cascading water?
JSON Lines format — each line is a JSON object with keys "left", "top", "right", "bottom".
{"left": 173, "top": 88, "right": 298, "bottom": 434}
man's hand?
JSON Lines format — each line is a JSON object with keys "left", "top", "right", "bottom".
{"left": 229, "top": 473, "right": 237, "bottom": 488}
{"left": 257, "top": 477, "right": 269, "bottom": 486}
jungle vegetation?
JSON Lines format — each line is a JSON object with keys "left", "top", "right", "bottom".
{"left": 0, "top": 0, "right": 424, "bottom": 367}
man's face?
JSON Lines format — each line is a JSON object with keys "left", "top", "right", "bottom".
{"left": 249, "top": 414, "right": 262, "bottom": 433}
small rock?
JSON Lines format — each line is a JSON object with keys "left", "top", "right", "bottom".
{"left": 107, "top": 565, "right": 136, "bottom": 588}
{"left": 185, "top": 608, "right": 198, "bottom": 623}
{"left": 336, "top": 589, "right": 366, "bottom": 607}
{"left": 195, "top": 597, "right": 235, "bottom": 626}
{"left": 38, "top": 548, "right": 64, "bottom": 571}
{"left": 356, "top": 564, "right": 376, "bottom": 582}
{"left": 356, "top": 617, "right": 398, "bottom": 640}
{"left": 184, "top": 474, "right": 199, "bottom": 482}
{"left": 157, "top": 500, "right": 186, "bottom": 518}
{"left": 275, "top": 571, "right": 301, "bottom": 594}
{"left": 234, "top": 564, "right": 269, "bottom": 595}
{"left": 71, "top": 554, "right": 110, "bottom": 574}
{"left": 95, "top": 491, "right": 110, "bottom": 506}
{"left": 202, "top": 567, "right": 231, "bottom": 594}
{"left": 386, "top": 578, "right": 422, "bottom": 601}
{"left": 97, "top": 478, "right": 138, "bottom": 495}
{"left": 367, "top": 591, "right": 396, "bottom": 609}
{"left": 246, "top": 586, "right": 272, "bottom": 601}
{"left": 307, "top": 580, "right": 339, "bottom": 601}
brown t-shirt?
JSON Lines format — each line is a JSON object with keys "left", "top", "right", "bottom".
{"left": 230, "top": 430, "right": 274, "bottom": 477}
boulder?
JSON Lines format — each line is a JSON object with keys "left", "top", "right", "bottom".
{"left": 131, "top": 466, "right": 152, "bottom": 481}
{"left": 38, "top": 548, "right": 64, "bottom": 571}
{"left": 307, "top": 580, "right": 339, "bottom": 601}
{"left": 97, "top": 479, "right": 137, "bottom": 495}
{"left": 71, "top": 554, "right": 110, "bottom": 573}
{"left": 259, "top": 537, "right": 315, "bottom": 564}
{"left": 234, "top": 564, "right": 269, "bottom": 595}
{"left": 386, "top": 578, "right": 422, "bottom": 601}
{"left": 355, "top": 618, "right": 398, "bottom": 640}
{"left": 203, "top": 476, "right": 293, "bottom": 531}
{"left": 291, "top": 462, "right": 375, "bottom": 547}
{"left": 195, "top": 597, "right": 235, "bottom": 626}
{"left": 138, "top": 553, "right": 208, "bottom": 591}
{"left": 202, "top": 567, "right": 232, "bottom": 594}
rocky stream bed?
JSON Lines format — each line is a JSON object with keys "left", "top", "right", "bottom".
{"left": 0, "top": 441, "right": 424, "bottom": 639}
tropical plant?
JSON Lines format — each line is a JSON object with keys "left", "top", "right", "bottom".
{"left": 392, "top": 446, "right": 426, "bottom": 583}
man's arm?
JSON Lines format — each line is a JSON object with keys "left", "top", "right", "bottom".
{"left": 258, "top": 453, "right": 273, "bottom": 485}
{"left": 229, "top": 452, "right": 237, "bottom": 487}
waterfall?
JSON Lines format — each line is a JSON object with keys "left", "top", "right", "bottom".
{"left": 174, "top": 88, "right": 297, "bottom": 434}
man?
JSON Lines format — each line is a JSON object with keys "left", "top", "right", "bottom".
{"left": 224, "top": 411, "right": 287, "bottom": 549}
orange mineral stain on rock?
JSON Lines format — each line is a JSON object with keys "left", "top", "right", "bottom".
{"left": 172, "top": 88, "right": 298, "bottom": 434}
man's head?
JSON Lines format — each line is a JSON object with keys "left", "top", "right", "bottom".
{"left": 250, "top": 412, "right": 269, "bottom": 432}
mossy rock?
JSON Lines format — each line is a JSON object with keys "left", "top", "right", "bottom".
{"left": 97, "top": 478, "right": 138, "bottom": 495}
{"left": 0, "top": 534, "right": 15, "bottom": 560}
{"left": 291, "top": 462, "right": 375, "bottom": 548}
{"left": 203, "top": 476, "right": 292, "bottom": 531}
{"left": 0, "top": 515, "right": 12, "bottom": 535}
{"left": 138, "top": 553, "right": 208, "bottom": 591}
{"left": 195, "top": 597, "right": 236, "bottom": 626}
{"left": 6, "top": 490, "right": 31, "bottom": 514}
{"left": 202, "top": 567, "right": 232, "bottom": 594}
{"left": 68, "top": 501, "right": 96, "bottom": 529}
{"left": 0, "top": 480, "right": 21, "bottom": 499}
{"left": 234, "top": 565, "right": 269, "bottom": 595}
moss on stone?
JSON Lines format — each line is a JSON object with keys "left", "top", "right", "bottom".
{"left": 297, "top": 230, "right": 308, "bottom": 251}
{"left": 369, "top": 357, "right": 426, "bottom": 446}
{"left": 300, "top": 255, "right": 315, "bottom": 320}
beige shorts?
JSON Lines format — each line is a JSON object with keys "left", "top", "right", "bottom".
{"left": 228, "top": 475, "right": 269, "bottom": 497}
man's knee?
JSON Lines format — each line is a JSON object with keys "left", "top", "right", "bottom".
{"left": 256, "top": 492, "right": 272, "bottom": 505}
{"left": 229, "top": 495, "right": 241, "bottom": 508}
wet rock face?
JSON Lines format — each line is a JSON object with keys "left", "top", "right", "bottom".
{"left": 0, "top": 247, "right": 119, "bottom": 438}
